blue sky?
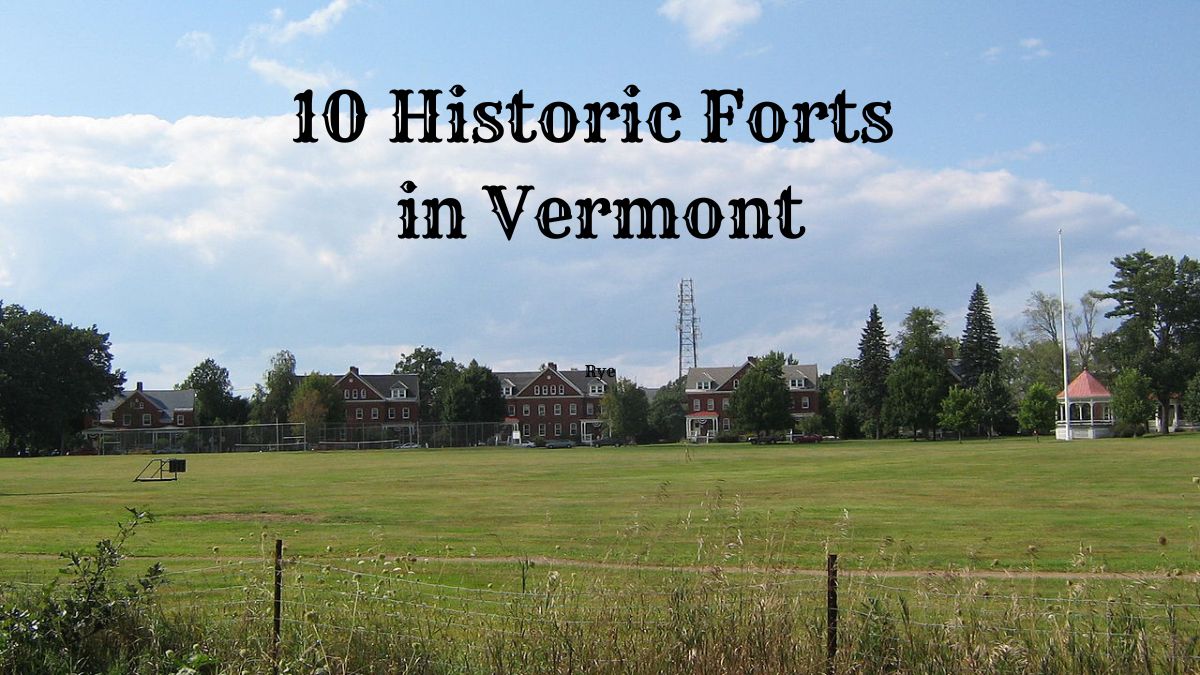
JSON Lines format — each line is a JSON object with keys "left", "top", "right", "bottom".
{"left": 1, "top": 1, "right": 1197, "bottom": 392}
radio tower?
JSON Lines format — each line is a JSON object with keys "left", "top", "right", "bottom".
{"left": 677, "top": 279, "right": 700, "bottom": 379}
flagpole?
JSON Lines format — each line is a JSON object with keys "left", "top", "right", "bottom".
{"left": 1058, "top": 229, "right": 1072, "bottom": 441}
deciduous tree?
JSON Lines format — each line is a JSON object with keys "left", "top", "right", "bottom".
{"left": 1017, "top": 383, "right": 1056, "bottom": 438}
{"left": 601, "top": 378, "right": 649, "bottom": 442}
{"left": 730, "top": 353, "right": 793, "bottom": 437}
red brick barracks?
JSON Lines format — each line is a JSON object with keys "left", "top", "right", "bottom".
{"left": 685, "top": 357, "right": 819, "bottom": 441}
{"left": 494, "top": 362, "right": 617, "bottom": 442}
{"left": 90, "top": 359, "right": 820, "bottom": 444}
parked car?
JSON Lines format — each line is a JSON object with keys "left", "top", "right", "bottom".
{"left": 545, "top": 439, "right": 575, "bottom": 449}
{"left": 790, "top": 433, "right": 823, "bottom": 444}
{"left": 591, "top": 437, "right": 623, "bottom": 447}
{"left": 747, "top": 434, "right": 786, "bottom": 445}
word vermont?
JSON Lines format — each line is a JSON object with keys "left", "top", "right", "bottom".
{"left": 396, "top": 185, "right": 807, "bottom": 241}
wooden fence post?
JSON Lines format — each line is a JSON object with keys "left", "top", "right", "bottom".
{"left": 827, "top": 553, "right": 838, "bottom": 675}
{"left": 273, "top": 538, "right": 283, "bottom": 675}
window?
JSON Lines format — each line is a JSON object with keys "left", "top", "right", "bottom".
{"left": 402, "top": 408, "right": 411, "bottom": 419}
{"left": 523, "top": 404, "right": 530, "bottom": 416}
{"left": 554, "top": 423, "right": 562, "bottom": 437}
{"left": 507, "top": 404, "right": 515, "bottom": 416}
{"left": 122, "top": 414, "right": 131, "bottom": 426}
{"left": 693, "top": 399, "right": 701, "bottom": 411}
{"left": 344, "top": 390, "right": 350, "bottom": 399}
{"left": 352, "top": 389, "right": 359, "bottom": 400}
{"left": 698, "top": 380, "right": 712, "bottom": 391}
{"left": 538, "top": 404, "right": 546, "bottom": 416}
{"left": 559, "top": 385, "right": 565, "bottom": 395}
{"left": 502, "top": 385, "right": 513, "bottom": 396}
{"left": 522, "top": 424, "right": 530, "bottom": 436}
{"left": 142, "top": 413, "right": 151, "bottom": 426}
{"left": 733, "top": 379, "right": 739, "bottom": 389}
{"left": 354, "top": 408, "right": 363, "bottom": 420}
{"left": 554, "top": 404, "right": 561, "bottom": 416}
{"left": 538, "top": 423, "right": 546, "bottom": 436}
{"left": 723, "top": 418, "right": 731, "bottom": 430}
{"left": 569, "top": 403, "right": 577, "bottom": 415}
{"left": 371, "top": 408, "right": 380, "bottom": 420}
{"left": 802, "top": 397, "right": 810, "bottom": 409}
{"left": 570, "top": 422, "right": 578, "bottom": 435}
{"left": 176, "top": 414, "right": 185, "bottom": 426}
{"left": 534, "top": 385, "right": 541, "bottom": 395}
{"left": 589, "top": 383, "right": 604, "bottom": 395}
{"left": 388, "top": 408, "right": 396, "bottom": 419}
{"left": 361, "top": 388, "right": 367, "bottom": 399}
{"left": 707, "top": 399, "right": 715, "bottom": 411}
{"left": 135, "top": 400, "right": 144, "bottom": 410}
{"left": 722, "top": 398, "right": 730, "bottom": 410}
{"left": 586, "top": 403, "right": 594, "bottom": 416}
{"left": 391, "top": 387, "right": 404, "bottom": 398}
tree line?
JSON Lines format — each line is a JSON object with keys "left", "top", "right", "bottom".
{"left": 813, "top": 249, "right": 1200, "bottom": 440}
{"left": 2, "top": 248, "right": 1197, "bottom": 454}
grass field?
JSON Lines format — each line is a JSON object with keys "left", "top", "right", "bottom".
{"left": 1, "top": 434, "right": 1198, "bottom": 575}
{"left": 4, "top": 435, "right": 1200, "bottom": 673}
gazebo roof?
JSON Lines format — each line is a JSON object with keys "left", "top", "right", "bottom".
{"left": 1058, "top": 370, "right": 1111, "bottom": 400}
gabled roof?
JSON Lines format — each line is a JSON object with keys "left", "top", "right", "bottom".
{"left": 495, "top": 363, "right": 617, "bottom": 397}
{"left": 97, "top": 389, "right": 196, "bottom": 423}
{"left": 333, "top": 370, "right": 421, "bottom": 401}
{"left": 1058, "top": 370, "right": 1111, "bottom": 400}
{"left": 685, "top": 361, "right": 819, "bottom": 391}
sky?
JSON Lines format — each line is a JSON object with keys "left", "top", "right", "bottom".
{"left": 1, "top": 1, "right": 1198, "bottom": 393}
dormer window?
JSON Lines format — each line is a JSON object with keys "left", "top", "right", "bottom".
{"left": 697, "top": 380, "right": 712, "bottom": 391}
{"left": 589, "top": 383, "right": 605, "bottom": 395}
{"left": 502, "top": 385, "right": 513, "bottom": 396}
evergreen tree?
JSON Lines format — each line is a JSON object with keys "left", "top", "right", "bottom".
{"left": 959, "top": 284, "right": 1002, "bottom": 387}
{"left": 854, "top": 305, "right": 891, "bottom": 439}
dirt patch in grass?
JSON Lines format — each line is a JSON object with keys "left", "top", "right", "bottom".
{"left": 177, "top": 512, "right": 324, "bottom": 523}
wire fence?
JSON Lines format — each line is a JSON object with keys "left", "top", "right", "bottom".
{"left": 70, "top": 544, "right": 1200, "bottom": 674}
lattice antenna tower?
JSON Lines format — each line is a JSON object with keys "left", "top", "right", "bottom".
{"left": 677, "top": 279, "right": 701, "bottom": 379}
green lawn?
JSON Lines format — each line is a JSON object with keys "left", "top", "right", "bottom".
{"left": 1, "top": 435, "right": 1198, "bottom": 577}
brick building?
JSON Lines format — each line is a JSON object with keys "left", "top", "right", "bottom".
{"left": 495, "top": 362, "right": 617, "bottom": 442}
{"left": 334, "top": 367, "right": 421, "bottom": 434}
{"left": 684, "top": 358, "right": 819, "bottom": 441}
{"left": 93, "top": 382, "right": 196, "bottom": 429}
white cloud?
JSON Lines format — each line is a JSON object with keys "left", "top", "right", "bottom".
{"left": 271, "top": 0, "right": 357, "bottom": 44}
{"left": 1019, "top": 37, "right": 1051, "bottom": 60}
{"left": 964, "top": 140, "right": 1048, "bottom": 169}
{"left": 659, "top": 0, "right": 763, "bottom": 49}
{"left": 0, "top": 112, "right": 1171, "bottom": 390}
{"left": 176, "top": 31, "right": 215, "bottom": 60}
{"left": 981, "top": 46, "right": 1002, "bottom": 63}
{"left": 248, "top": 57, "right": 341, "bottom": 91}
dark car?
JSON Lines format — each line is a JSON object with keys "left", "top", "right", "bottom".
{"left": 545, "top": 439, "right": 575, "bottom": 449}
{"left": 591, "top": 437, "right": 623, "bottom": 447}
{"left": 791, "top": 433, "right": 822, "bottom": 444}
{"left": 747, "top": 435, "right": 785, "bottom": 445}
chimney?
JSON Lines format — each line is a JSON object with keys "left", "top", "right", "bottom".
{"left": 349, "top": 366, "right": 359, "bottom": 375}
{"left": 136, "top": 381, "right": 143, "bottom": 392}
{"left": 547, "top": 362, "right": 557, "bottom": 371}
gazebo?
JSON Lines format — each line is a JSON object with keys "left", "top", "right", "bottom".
{"left": 1056, "top": 370, "right": 1114, "bottom": 440}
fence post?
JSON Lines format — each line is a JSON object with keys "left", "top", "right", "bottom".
{"left": 273, "top": 538, "right": 283, "bottom": 675}
{"left": 826, "top": 553, "right": 838, "bottom": 675}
